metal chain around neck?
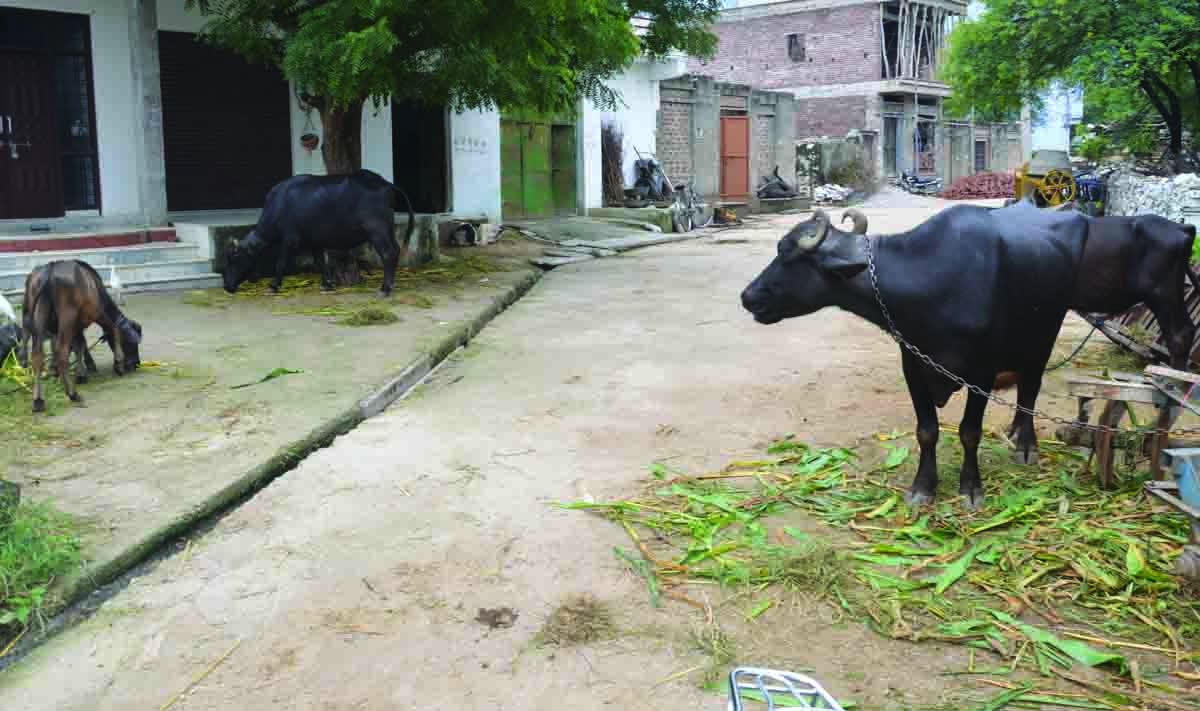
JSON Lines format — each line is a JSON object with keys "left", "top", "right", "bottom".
{"left": 861, "top": 234, "right": 1200, "bottom": 437}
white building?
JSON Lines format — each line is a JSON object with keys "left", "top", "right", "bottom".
{"left": 0, "top": 0, "right": 678, "bottom": 232}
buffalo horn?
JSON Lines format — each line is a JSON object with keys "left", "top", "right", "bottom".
{"left": 794, "top": 209, "right": 830, "bottom": 251}
{"left": 841, "top": 208, "right": 868, "bottom": 235}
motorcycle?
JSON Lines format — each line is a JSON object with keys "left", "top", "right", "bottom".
{"left": 898, "top": 171, "right": 943, "bottom": 196}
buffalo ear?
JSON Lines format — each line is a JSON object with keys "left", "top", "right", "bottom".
{"left": 813, "top": 246, "right": 868, "bottom": 279}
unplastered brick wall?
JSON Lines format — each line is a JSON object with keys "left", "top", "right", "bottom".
{"left": 795, "top": 96, "right": 868, "bottom": 139}
{"left": 658, "top": 89, "right": 693, "bottom": 183}
{"left": 688, "top": 3, "right": 881, "bottom": 90}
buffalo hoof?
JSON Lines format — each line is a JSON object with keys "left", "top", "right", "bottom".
{"left": 32, "top": 398, "right": 45, "bottom": 414}
{"left": 68, "top": 392, "right": 83, "bottom": 404}
{"left": 1010, "top": 445, "right": 1039, "bottom": 466}
{"left": 905, "top": 489, "right": 935, "bottom": 507}
{"left": 959, "top": 485, "right": 985, "bottom": 511}
{"left": 76, "top": 374, "right": 88, "bottom": 385}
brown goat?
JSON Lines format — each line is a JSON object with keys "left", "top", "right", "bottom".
{"left": 21, "top": 260, "right": 143, "bottom": 413}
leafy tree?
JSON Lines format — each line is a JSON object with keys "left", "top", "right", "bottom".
{"left": 942, "top": 0, "right": 1200, "bottom": 170}
{"left": 184, "top": 0, "right": 722, "bottom": 175}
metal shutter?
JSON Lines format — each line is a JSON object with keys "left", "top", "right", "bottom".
{"left": 158, "top": 31, "right": 292, "bottom": 212}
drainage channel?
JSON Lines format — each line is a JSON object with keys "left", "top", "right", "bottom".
{"left": 0, "top": 346, "right": 468, "bottom": 673}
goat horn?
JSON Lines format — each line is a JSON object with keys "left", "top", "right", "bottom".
{"left": 794, "top": 209, "right": 830, "bottom": 251}
{"left": 841, "top": 209, "right": 869, "bottom": 234}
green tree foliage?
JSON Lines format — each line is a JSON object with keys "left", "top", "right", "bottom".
{"left": 184, "top": 0, "right": 721, "bottom": 174}
{"left": 942, "top": 0, "right": 1200, "bottom": 169}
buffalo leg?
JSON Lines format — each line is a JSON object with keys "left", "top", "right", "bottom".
{"left": 367, "top": 225, "right": 400, "bottom": 296}
{"left": 1008, "top": 370, "right": 1044, "bottom": 465}
{"left": 270, "top": 240, "right": 294, "bottom": 293}
{"left": 30, "top": 331, "right": 45, "bottom": 413}
{"left": 313, "top": 248, "right": 335, "bottom": 292}
{"left": 109, "top": 325, "right": 127, "bottom": 376}
{"left": 958, "top": 390, "right": 989, "bottom": 510}
{"left": 73, "top": 334, "right": 89, "bottom": 385}
{"left": 55, "top": 331, "right": 82, "bottom": 403}
{"left": 902, "top": 351, "right": 941, "bottom": 506}
{"left": 80, "top": 332, "right": 97, "bottom": 373}
{"left": 1146, "top": 292, "right": 1195, "bottom": 372}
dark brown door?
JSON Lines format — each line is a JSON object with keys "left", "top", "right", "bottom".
{"left": 720, "top": 116, "right": 749, "bottom": 199}
{"left": 0, "top": 51, "right": 63, "bottom": 219}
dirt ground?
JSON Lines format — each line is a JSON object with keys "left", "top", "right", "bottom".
{"left": 0, "top": 192, "right": 1178, "bottom": 710}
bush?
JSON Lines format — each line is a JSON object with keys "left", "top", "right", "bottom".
{"left": 826, "top": 158, "right": 874, "bottom": 192}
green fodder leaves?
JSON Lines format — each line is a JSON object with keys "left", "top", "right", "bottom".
{"left": 564, "top": 430, "right": 1200, "bottom": 708}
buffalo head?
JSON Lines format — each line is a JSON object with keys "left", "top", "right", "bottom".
{"left": 223, "top": 230, "right": 266, "bottom": 294}
{"left": 740, "top": 208, "right": 870, "bottom": 324}
{"left": 107, "top": 316, "right": 143, "bottom": 375}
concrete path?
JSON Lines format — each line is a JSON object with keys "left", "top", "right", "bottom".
{"left": 0, "top": 201, "right": 1097, "bottom": 710}
{"left": 1, "top": 248, "right": 541, "bottom": 623}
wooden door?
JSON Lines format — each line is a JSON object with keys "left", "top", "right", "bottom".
{"left": 720, "top": 116, "right": 749, "bottom": 199}
{"left": 0, "top": 51, "right": 63, "bottom": 219}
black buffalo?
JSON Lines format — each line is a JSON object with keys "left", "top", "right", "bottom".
{"left": 741, "top": 206, "right": 1091, "bottom": 509}
{"left": 1001, "top": 196, "right": 1197, "bottom": 371}
{"left": 223, "top": 169, "right": 416, "bottom": 296}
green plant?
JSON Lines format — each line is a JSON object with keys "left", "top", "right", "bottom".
{"left": 0, "top": 501, "right": 83, "bottom": 633}
{"left": 1077, "top": 135, "right": 1111, "bottom": 163}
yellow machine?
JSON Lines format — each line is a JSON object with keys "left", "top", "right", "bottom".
{"left": 1014, "top": 149, "right": 1078, "bottom": 206}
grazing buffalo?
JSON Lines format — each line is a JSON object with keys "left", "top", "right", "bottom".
{"left": 223, "top": 169, "right": 416, "bottom": 296}
{"left": 741, "top": 206, "right": 1091, "bottom": 509}
{"left": 22, "top": 260, "right": 143, "bottom": 413}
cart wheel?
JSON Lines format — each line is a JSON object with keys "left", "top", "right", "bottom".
{"left": 1038, "top": 169, "right": 1077, "bottom": 205}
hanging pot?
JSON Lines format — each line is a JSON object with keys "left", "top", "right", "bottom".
{"left": 300, "top": 133, "right": 321, "bottom": 153}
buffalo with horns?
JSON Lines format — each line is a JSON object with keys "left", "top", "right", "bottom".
{"left": 741, "top": 205, "right": 1090, "bottom": 508}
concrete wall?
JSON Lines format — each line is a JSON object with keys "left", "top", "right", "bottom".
{"left": 688, "top": 3, "right": 880, "bottom": 90}
{"left": 448, "top": 110, "right": 502, "bottom": 220}
{"left": 1031, "top": 80, "right": 1083, "bottom": 153}
{"left": 577, "top": 57, "right": 687, "bottom": 209}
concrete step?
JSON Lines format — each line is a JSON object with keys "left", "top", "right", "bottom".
{"left": 0, "top": 228, "right": 177, "bottom": 253}
{"left": 0, "top": 242, "right": 201, "bottom": 272}
{"left": 0, "top": 257, "right": 216, "bottom": 294}
{"left": 4, "top": 273, "right": 224, "bottom": 304}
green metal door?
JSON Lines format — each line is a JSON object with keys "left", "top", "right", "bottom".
{"left": 501, "top": 117, "right": 576, "bottom": 219}
{"left": 551, "top": 125, "right": 577, "bottom": 215}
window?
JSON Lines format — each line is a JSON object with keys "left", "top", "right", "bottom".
{"left": 787, "top": 33, "right": 805, "bottom": 62}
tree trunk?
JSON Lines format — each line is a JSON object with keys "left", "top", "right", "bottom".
{"left": 1140, "top": 76, "right": 1186, "bottom": 173}
{"left": 318, "top": 100, "right": 365, "bottom": 286}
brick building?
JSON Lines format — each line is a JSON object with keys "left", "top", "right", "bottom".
{"left": 691, "top": 0, "right": 1030, "bottom": 183}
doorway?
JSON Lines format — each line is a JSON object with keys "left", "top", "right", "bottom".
{"left": 0, "top": 8, "right": 99, "bottom": 220}
{"left": 720, "top": 115, "right": 749, "bottom": 199}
